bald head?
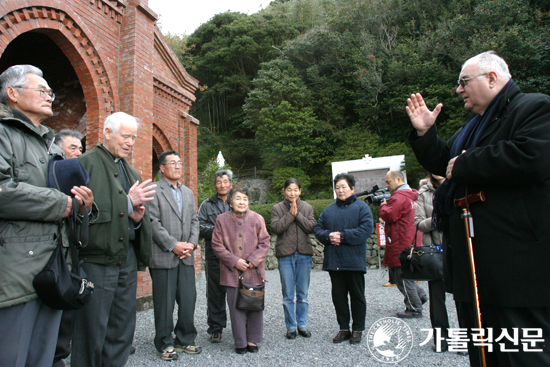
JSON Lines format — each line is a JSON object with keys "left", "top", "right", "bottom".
{"left": 385, "top": 170, "right": 405, "bottom": 194}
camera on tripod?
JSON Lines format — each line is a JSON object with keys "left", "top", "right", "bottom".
{"left": 356, "top": 185, "right": 391, "bottom": 205}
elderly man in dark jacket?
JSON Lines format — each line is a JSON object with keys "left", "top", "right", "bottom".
{"left": 0, "top": 65, "right": 93, "bottom": 367}
{"left": 314, "top": 173, "right": 373, "bottom": 345}
{"left": 72, "top": 112, "right": 155, "bottom": 367}
{"left": 407, "top": 51, "right": 550, "bottom": 367}
{"left": 198, "top": 169, "right": 233, "bottom": 343}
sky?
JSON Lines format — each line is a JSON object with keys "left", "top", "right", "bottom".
{"left": 148, "top": 0, "right": 267, "bottom": 36}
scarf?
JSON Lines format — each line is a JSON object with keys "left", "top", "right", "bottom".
{"left": 432, "top": 79, "right": 513, "bottom": 231}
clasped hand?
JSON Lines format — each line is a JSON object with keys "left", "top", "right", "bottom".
{"left": 236, "top": 258, "right": 254, "bottom": 272}
{"left": 329, "top": 231, "right": 341, "bottom": 246}
{"left": 172, "top": 242, "right": 194, "bottom": 260}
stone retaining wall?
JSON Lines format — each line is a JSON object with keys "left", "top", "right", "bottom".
{"left": 200, "top": 229, "right": 385, "bottom": 271}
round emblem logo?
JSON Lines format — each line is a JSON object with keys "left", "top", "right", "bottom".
{"left": 367, "top": 317, "right": 413, "bottom": 363}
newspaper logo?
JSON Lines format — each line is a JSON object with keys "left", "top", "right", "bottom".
{"left": 367, "top": 317, "right": 413, "bottom": 363}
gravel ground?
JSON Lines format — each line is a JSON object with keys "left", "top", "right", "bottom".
{"left": 124, "top": 268, "right": 470, "bottom": 367}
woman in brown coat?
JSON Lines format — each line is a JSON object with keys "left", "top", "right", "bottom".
{"left": 211, "top": 187, "right": 271, "bottom": 354}
{"left": 271, "top": 178, "right": 316, "bottom": 339}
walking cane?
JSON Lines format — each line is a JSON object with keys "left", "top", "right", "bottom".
{"left": 454, "top": 192, "right": 487, "bottom": 367}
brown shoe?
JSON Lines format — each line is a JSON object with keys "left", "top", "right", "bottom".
{"left": 333, "top": 330, "right": 351, "bottom": 343}
{"left": 383, "top": 282, "right": 396, "bottom": 287}
{"left": 350, "top": 331, "right": 362, "bottom": 344}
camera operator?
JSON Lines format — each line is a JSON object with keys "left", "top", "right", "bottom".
{"left": 379, "top": 170, "right": 426, "bottom": 318}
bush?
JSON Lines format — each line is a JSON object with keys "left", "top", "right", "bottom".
{"left": 271, "top": 167, "right": 311, "bottom": 194}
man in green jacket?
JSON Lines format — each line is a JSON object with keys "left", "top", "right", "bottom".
{"left": 0, "top": 65, "right": 93, "bottom": 367}
{"left": 72, "top": 112, "right": 156, "bottom": 367}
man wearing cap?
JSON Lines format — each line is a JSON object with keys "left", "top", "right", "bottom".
{"left": 0, "top": 64, "right": 93, "bottom": 367}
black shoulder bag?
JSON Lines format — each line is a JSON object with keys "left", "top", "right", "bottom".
{"left": 33, "top": 154, "right": 94, "bottom": 309}
{"left": 33, "top": 198, "right": 94, "bottom": 310}
{"left": 399, "top": 231, "right": 444, "bottom": 281}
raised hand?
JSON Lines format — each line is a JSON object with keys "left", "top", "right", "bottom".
{"left": 406, "top": 93, "right": 443, "bottom": 136}
{"left": 128, "top": 179, "right": 156, "bottom": 207}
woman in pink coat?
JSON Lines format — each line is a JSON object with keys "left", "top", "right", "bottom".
{"left": 211, "top": 187, "right": 271, "bottom": 354}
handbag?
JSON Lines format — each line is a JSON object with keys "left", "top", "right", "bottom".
{"left": 399, "top": 231, "right": 443, "bottom": 281}
{"left": 33, "top": 199, "right": 94, "bottom": 310}
{"left": 236, "top": 268, "right": 266, "bottom": 311}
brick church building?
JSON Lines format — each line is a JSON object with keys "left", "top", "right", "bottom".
{"left": 0, "top": 0, "right": 200, "bottom": 307}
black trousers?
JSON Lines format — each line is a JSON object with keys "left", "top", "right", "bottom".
{"left": 328, "top": 270, "right": 366, "bottom": 331}
{"left": 428, "top": 279, "right": 449, "bottom": 347}
{"left": 205, "top": 245, "right": 227, "bottom": 334}
{"left": 150, "top": 263, "right": 197, "bottom": 352}
{"left": 53, "top": 309, "right": 75, "bottom": 367}
{"left": 455, "top": 301, "right": 550, "bottom": 367}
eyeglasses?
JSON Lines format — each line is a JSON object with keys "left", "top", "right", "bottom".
{"left": 457, "top": 73, "right": 488, "bottom": 88}
{"left": 14, "top": 86, "right": 56, "bottom": 101}
{"left": 162, "top": 161, "right": 183, "bottom": 167}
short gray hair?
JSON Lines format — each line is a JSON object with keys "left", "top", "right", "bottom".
{"left": 214, "top": 169, "right": 233, "bottom": 185}
{"left": 0, "top": 65, "right": 43, "bottom": 105}
{"left": 103, "top": 112, "right": 140, "bottom": 135}
{"left": 55, "top": 129, "right": 83, "bottom": 148}
{"left": 463, "top": 51, "right": 511, "bottom": 80}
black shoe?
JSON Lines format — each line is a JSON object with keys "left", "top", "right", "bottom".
{"left": 286, "top": 330, "right": 297, "bottom": 339}
{"left": 235, "top": 347, "right": 247, "bottom": 354}
{"left": 350, "top": 331, "right": 362, "bottom": 345}
{"left": 209, "top": 331, "right": 222, "bottom": 343}
{"left": 421, "top": 295, "right": 429, "bottom": 304}
{"left": 333, "top": 330, "right": 351, "bottom": 343}
{"left": 396, "top": 309, "right": 423, "bottom": 318}
{"left": 130, "top": 346, "right": 136, "bottom": 354}
{"left": 456, "top": 350, "right": 469, "bottom": 356}
{"left": 298, "top": 328, "right": 311, "bottom": 338}
{"left": 246, "top": 344, "right": 259, "bottom": 353}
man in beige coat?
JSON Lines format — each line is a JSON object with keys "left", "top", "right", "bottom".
{"left": 149, "top": 150, "right": 201, "bottom": 361}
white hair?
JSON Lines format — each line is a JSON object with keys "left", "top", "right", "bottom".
{"left": 103, "top": 112, "right": 140, "bottom": 135}
{"left": 462, "top": 51, "right": 511, "bottom": 80}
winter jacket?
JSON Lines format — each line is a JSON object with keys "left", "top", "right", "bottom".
{"left": 211, "top": 210, "right": 271, "bottom": 287}
{"left": 409, "top": 81, "right": 550, "bottom": 306}
{"left": 379, "top": 185, "right": 420, "bottom": 268}
{"left": 198, "top": 193, "right": 231, "bottom": 259}
{"left": 78, "top": 144, "right": 152, "bottom": 268}
{"left": 415, "top": 180, "right": 443, "bottom": 247}
{"left": 271, "top": 198, "right": 315, "bottom": 258}
{"left": 0, "top": 105, "right": 68, "bottom": 308}
{"left": 314, "top": 195, "right": 373, "bottom": 273}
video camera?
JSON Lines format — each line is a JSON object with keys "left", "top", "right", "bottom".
{"left": 356, "top": 185, "right": 391, "bottom": 206}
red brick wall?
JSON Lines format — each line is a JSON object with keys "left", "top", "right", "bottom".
{"left": 0, "top": 0, "right": 200, "bottom": 304}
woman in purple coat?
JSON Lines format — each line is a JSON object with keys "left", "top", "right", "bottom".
{"left": 211, "top": 187, "right": 271, "bottom": 354}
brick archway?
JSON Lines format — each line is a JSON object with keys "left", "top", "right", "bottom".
{"left": 0, "top": 1, "right": 120, "bottom": 148}
{"left": 152, "top": 124, "right": 173, "bottom": 180}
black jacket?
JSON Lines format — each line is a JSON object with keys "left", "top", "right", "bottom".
{"left": 198, "top": 194, "right": 231, "bottom": 259}
{"left": 409, "top": 81, "right": 550, "bottom": 307}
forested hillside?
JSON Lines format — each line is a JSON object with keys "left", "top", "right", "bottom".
{"left": 166, "top": 0, "right": 550, "bottom": 192}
